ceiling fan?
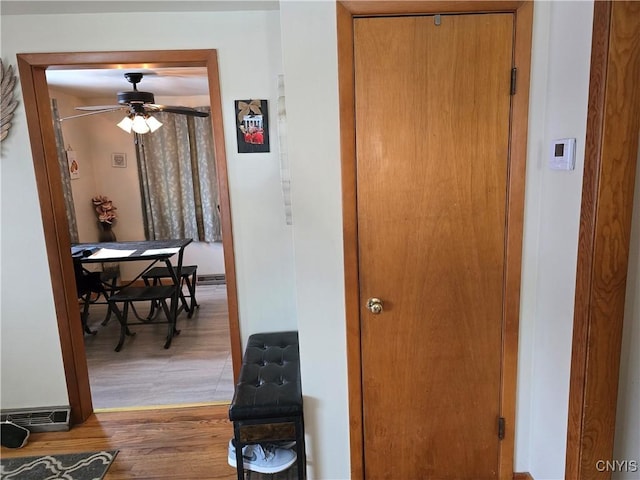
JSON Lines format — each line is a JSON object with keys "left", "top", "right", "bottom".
{"left": 75, "top": 72, "right": 208, "bottom": 134}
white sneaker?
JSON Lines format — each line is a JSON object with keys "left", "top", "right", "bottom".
{"left": 228, "top": 439, "right": 297, "bottom": 474}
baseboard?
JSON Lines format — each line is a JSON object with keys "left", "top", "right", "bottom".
{"left": 1, "top": 406, "right": 70, "bottom": 432}
{"left": 125, "top": 273, "right": 225, "bottom": 286}
{"left": 513, "top": 473, "right": 534, "bottom": 480}
{"left": 197, "top": 273, "right": 225, "bottom": 285}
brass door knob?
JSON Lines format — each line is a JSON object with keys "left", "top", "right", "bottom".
{"left": 366, "top": 298, "right": 383, "bottom": 314}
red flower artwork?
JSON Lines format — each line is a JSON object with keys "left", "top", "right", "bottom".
{"left": 243, "top": 126, "right": 264, "bottom": 145}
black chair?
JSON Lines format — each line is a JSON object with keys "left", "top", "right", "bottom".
{"left": 72, "top": 259, "right": 117, "bottom": 335}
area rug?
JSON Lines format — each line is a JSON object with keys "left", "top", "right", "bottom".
{"left": 0, "top": 450, "right": 118, "bottom": 480}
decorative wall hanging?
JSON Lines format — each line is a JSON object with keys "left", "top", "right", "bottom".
{"left": 66, "top": 147, "right": 80, "bottom": 179}
{"left": 235, "top": 99, "right": 270, "bottom": 153}
{"left": 1, "top": 60, "right": 19, "bottom": 143}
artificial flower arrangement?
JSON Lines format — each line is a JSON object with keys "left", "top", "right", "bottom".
{"left": 92, "top": 195, "right": 117, "bottom": 225}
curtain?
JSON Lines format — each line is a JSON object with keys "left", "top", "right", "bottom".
{"left": 51, "top": 98, "right": 79, "bottom": 243}
{"left": 135, "top": 107, "right": 221, "bottom": 242}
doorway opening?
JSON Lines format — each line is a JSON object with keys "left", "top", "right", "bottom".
{"left": 17, "top": 49, "right": 242, "bottom": 424}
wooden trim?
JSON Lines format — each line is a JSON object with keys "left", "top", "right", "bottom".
{"left": 566, "top": 2, "right": 640, "bottom": 478}
{"left": 16, "top": 49, "right": 214, "bottom": 69}
{"left": 513, "top": 473, "right": 534, "bottom": 480}
{"left": 17, "top": 58, "right": 93, "bottom": 424}
{"left": 337, "top": 3, "right": 533, "bottom": 479}
{"left": 340, "top": 1, "right": 525, "bottom": 16}
{"left": 500, "top": 2, "right": 533, "bottom": 477}
{"left": 204, "top": 51, "right": 243, "bottom": 379}
{"left": 336, "top": 3, "right": 363, "bottom": 480}
{"left": 16, "top": 49, "right": 242, "bottom": 423}
{"left": 565, "top": 2, "right": 611, "bottom": 475}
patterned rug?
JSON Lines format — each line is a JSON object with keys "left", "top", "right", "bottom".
{"left": 0, "top": 450, "right": 118, "bottom": 480}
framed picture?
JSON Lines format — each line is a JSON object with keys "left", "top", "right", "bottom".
{"left": 111, "top": 153, "right": 127, "bottom": 168}
{"left": 235, "top": 99, "right": 270, "bottom": 153}
{"left": 66, "top": 150, "right": 80, "bottom": 179}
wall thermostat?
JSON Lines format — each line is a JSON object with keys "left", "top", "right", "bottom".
{"left": 549, "top": 138, "right": 576, "bottom": 171}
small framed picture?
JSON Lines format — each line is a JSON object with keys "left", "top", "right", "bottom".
{"left": 111, "top": 153, "right": 127, "bottom": 168}
{"left": 66, "top": 150, "right": 80, "bottom": 179}
{"left": 235, "top": 99, "right": 270, "bottom": 153}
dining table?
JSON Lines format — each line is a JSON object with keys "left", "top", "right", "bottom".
{"left": 72, "top": 238, "right": 193, "bottom": 350}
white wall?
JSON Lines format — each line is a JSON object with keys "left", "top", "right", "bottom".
{"left": 280, "top": 2, "right": 349, "bottom": 478}
{"left": 613, "top": 137, "right": 640, "bottom": 479}
{"left": 520, "top": 2, "right": 594, "bottom": 478}
{"left": 1, "top": 8, "right": 296, "bottom": 411}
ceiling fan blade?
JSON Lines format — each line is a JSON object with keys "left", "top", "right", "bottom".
{"left": 76, "top": 105, "right": 126, "bottom": 112}
{"left": 147, "top": 104, "right": 209, "bottom": 117}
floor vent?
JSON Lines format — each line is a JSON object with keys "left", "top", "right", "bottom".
{"left": 197, "top": 273, "right": 226, "bottom": 285}
{"left": 1, "top": 406, "right": 70, "bottom": 432}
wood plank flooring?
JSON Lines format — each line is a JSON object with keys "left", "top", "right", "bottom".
{"left": 83, "top": 284, "right": 234, "bottom": 409}
{"left": 0, "top": 405, "right": 300, "bottom": 480}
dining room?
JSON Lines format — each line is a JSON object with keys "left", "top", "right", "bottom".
{"left": 48, "top": 66, "right": 236, "bottom": 411}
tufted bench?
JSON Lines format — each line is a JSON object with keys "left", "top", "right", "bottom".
{"left": 229, "top": 331, "right": 305, "bottom": 480}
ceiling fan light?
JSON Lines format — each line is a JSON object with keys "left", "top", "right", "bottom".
{"left": 116, "top": 115, "right": 133, "bottom": 133}
{"left": 146, "top": 115, "right": 163, "bottom": 132}
{"left": 131, "top": 114, "right": 150, "bottom": 134}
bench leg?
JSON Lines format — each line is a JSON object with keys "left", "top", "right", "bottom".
{"left": 183, "top": 272, "right": 199, "bottom": 318}
{"left": 158, "top": 298, "right": 180, "bottom": 349}
{"left": 235, "top": 443, "right": 245, "bottom": 480}
{"left": 110, "top": 301, "right": 136, "bottom": 352}
{"left": 100, "top": 275, "right": 118, "bottom": 326}
{"left": 295, "top": 416, "right": 306, "bottom": 480}
{"left": 100, "top": 296, "right": 114, "bottom": 326}
{"left": 81, "top": 294, "right": 96, "bottom": 335}
{"left": 233, "top": 425, "right": 245, "bottom": 480}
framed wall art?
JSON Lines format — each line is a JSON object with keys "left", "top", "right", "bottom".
{"left": 235, "top": 99, "right": 270, "bottom": 153}
{"left": 111, "top": 152, "right": 127, "bottom": 168}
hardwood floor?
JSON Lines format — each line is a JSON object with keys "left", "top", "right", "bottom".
{"left": 1, "top": 405, "right": 236, "bottom": 479}
{"left": 0, "top": 405, "right": 300, "bottom": 480}
{"left": 83, "top": 284, "right": 234, "bottom": 409}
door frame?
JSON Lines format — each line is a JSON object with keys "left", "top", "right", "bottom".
{"left": 17, "top": 49, "right": 242, "bottom": 425}
{"left": 565, "top": 2, "right": 640, "bottom": 477}
{"left": 336, "top": 2, "right": 533, "bottom": 479}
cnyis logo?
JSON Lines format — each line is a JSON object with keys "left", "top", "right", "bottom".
{"left": 595, "top": 460, "right": 639, "bottom": 472}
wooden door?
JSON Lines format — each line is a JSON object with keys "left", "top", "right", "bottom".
{"left": 355, "top": 13, "right": 514, "bottom": 479}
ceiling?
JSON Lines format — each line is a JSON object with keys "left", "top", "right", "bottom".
{"left": 46, "top": 67, "right": 210, "bottom": 99}
{"left": 1, "top": 1, "right": 279, "bottom": 16}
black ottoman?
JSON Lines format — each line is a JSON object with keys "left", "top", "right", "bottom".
{"left": 229, "top": 331, "right": 305, "bottom": 480}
